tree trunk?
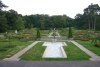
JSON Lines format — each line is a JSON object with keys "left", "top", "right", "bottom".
{"left": 88, "top": 19, "right": 91, "bottom": 30}
{"left": 91, "top": 16, "right": 94, "bottom": 30}
{"left": 94, "top": 15, "right": 96, "bottom": 31}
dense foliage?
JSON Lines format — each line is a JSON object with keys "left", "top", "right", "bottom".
{"left": 92, "top": 36, "right": 100, "bottom": 47}
{"left": 0, "top": 1, "right": 25, "bottom": 33}
{"left": 0, "top": 0, "right": 73, "bottom": 33}
{"left": 24, "top": 14, "right": 73, "bottom": 29}
{"left": 75, "top": 3, "right": 100, "bottom": 30}
{"left": 0, "top": 0, "right": 100, "bottom": 33}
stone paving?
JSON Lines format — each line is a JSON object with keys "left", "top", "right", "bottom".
{"left": 71, "top": 40, "right": 100, "bottom": 61}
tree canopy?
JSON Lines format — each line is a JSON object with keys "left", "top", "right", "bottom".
{"left": 75, "top": 3, "right": 100, "bottom": 30}
{"left": 0, "top": 0, "right": 100, "bottom": 33}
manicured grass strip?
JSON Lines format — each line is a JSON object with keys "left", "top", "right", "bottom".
{"left": 20, "top": 42, "right": 45, "bottom": 60}
{"left": 20, "top": 41, "right": 90, "bottom": 61}
{"left": 64, "top": 41, "right": 90, "bottom": 60}
{"left": 76, "top": 40, "right": 100, "bottom": 56}
{"left": 0, "top": 40, "right": 32, "bottom": 59}
{"left": 20, "top": 42, "right": 67, "bottom": 61}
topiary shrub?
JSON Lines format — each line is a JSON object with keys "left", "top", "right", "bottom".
{"left": 68, "top": 27, "right": 73, "bottom": 39}
{"left": 36, "top": 29, "right": 41, "bottom": 39}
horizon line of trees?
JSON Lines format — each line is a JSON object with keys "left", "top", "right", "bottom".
{"left": 0, "top": 9, "right": 73, "bottom": 33}
{"left": 0, "top": 0, "right": 73, "bottom": 33}
{"left": 24, "top": 14, "right": 73, "bottom": 29}
{"left": 0, "top": 0, "right": 100, "bottom": 33}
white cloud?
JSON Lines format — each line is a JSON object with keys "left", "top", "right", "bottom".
{"left": 3, "top": 0, "right": 100, "bottom": 18}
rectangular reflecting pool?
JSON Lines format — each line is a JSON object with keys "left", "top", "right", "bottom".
{"left": 42, "top": 42, "right": 67, "bottom": 58}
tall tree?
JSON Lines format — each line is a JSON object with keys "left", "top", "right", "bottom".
{"left": 84, "top": 3, "right": 100, "bottom": 30}
{"left": 0, "top": 0, "right": 8, "bottom": 32}
{"left": 75, "top": 4, "right": 100, "bottom": 31}
{"left": 15, "top": 16, "right": 25, "bottom": 30}
{"left": 6, "top": 9, "right": 18, "bottom": 30}
{"left": 0, "top": 13, "right": 8, "bottom": 32}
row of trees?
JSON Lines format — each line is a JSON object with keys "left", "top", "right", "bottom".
{"left": 0, "top": 0, "right": 73, "bottom": 33}
{"left": 0, "top": 0, "right": 100, "bottom": 33}
{"left": 75, "top": 3, "right": 100, "bottom": 30}
{"left": 0, "top": 0, "right": 25, "bottom": 33}
{"left": 0, "top": 11, "right": 73, "bottom": 33}
{"left": 0, "top": 10, "right": 25, "bottom": 33}
{"left": 24, "top": 14, "right": 73, "bottom": 29}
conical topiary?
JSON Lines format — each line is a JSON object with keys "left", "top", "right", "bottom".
{"left": 68, "top": 27, "right": 73, "bottom": 38}
{"left": 36, "top": 29, "right": 41, "bottom": 39}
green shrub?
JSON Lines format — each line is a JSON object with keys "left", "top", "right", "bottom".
{"left": 36, "top": 29, "right": 41, "bottom": 39}
{"left": 91, "top": 36, "right": 100, "bottom": 47}
{"left": 68, "top": 27, "right": 73, "bottom": 38}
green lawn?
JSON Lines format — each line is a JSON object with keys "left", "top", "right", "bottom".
{"left": 76, "top": 40, "right": 100, "bottom": 56}
{"left": 0, "top": 40, "right": 32, "bottom": 59}
{"left": 20, "top": 42, "right": 67, "bottom": 61}
{"left": 64, "top": 41, "right": 90, "bottom": 60}
{"left": 20, "top": 42, "right": 46, "bottom": 60}
{"left": 20, "top": 41, "right": 90, "bottom": 61}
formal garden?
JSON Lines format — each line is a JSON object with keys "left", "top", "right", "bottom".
{"left": 0, "top": 27, "right": 100, "bottom": 61}
{"left": 0, "top": 0, "right": 100, "bottom": 61}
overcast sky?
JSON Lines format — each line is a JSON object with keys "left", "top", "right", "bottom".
{"left": 3, "top": 0, "right": 100, "bottom": 18}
